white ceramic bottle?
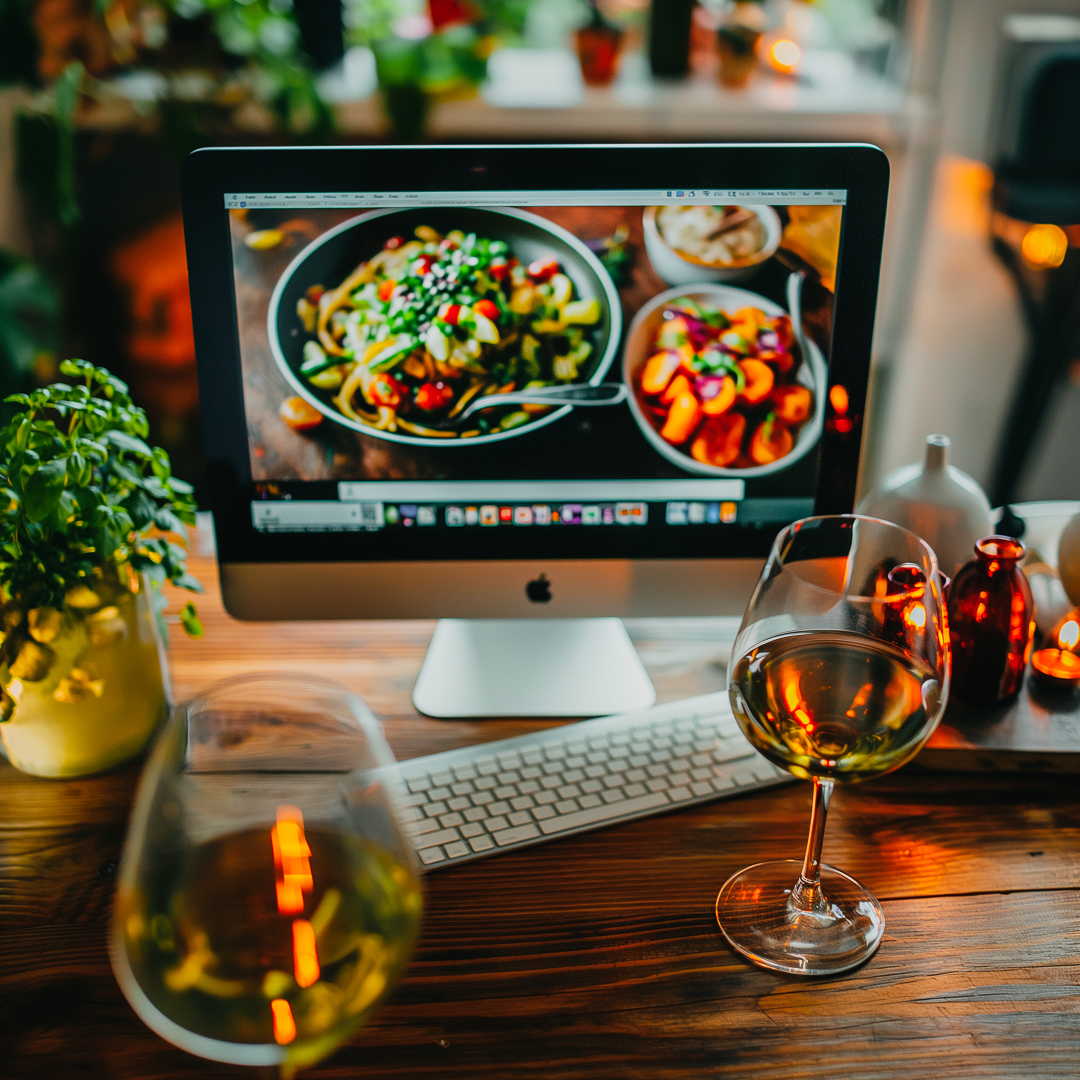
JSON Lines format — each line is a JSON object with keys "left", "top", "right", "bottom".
{"left": 856, "top": 434, "right": 994, "bottom": 576}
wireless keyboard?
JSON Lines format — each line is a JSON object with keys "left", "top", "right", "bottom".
{"left": 391, "top": 692, "right": 793, "bottom": 869}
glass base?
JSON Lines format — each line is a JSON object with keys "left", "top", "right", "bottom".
{"left": 716, "top": 859, "right": 885, "bottom": 976}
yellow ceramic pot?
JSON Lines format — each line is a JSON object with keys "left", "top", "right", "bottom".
{"left": 0, "top": 575, "right": 168, "bottom": 778}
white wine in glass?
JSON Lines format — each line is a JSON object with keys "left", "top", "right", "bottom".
{"left": 111, "top": 674, "right": 422, "bottom": 1075}
{"left": 718, "top": 516, "right": 949, "bottom": 975}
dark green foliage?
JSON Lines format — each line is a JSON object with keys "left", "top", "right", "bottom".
{"left": 0, "top": 359, "right": 201, "bottom": 623}
{"left": 0, "top": 249, "right": 60, "bottom": 395}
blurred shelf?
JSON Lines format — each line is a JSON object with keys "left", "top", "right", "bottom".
{"left": 335, "top": 69, "right": 925, "bottom": 146}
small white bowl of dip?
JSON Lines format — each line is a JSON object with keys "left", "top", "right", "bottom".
{"left": 642, "top": 204, "right": 782, "bottom": 285}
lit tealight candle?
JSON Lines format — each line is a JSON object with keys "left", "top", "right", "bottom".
{"left": 1030, "top": 609, "right": 1080, "bottom": 685}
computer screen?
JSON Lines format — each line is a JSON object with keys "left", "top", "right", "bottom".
{"left": 183, "top": 145, "right": 887, "bottom": 626}
{"left": 228, "top": 188, "right": 845, "bottom": 556}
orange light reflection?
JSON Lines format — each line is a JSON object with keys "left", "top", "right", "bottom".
{"left": 273, "top": 806, "right": 313, "bottom": 916}
{"left": 292, "top": 919, "right": 321, "bottom": 988}
{"left": 271, "top": 999, "right": 297, "bottom": 1045}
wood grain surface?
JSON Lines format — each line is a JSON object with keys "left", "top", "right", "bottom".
{"left": 3, "top": 548, "right": 1079, "bottom": 1080}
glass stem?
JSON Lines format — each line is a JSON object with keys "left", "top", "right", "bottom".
{"left": 790, "top": 777, "right": 834, "bottom": 915}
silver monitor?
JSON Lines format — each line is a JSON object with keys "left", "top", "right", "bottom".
{"left": 182, "top": 144, "right": 888, "bottom": 716}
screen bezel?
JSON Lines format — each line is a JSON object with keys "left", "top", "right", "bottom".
{"left": 182, "top": 143, "right": 888, "bottom": 572}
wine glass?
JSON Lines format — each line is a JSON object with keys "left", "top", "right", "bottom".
{"left": 717, "top": 515, "right": 949, "bottom": 975}
{"left": 111, "top": 673, "right": 422, "bottom": 1076}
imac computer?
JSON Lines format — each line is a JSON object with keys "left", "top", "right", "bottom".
{"left": 181, "top": 143, "right": 888, "bottom": 718}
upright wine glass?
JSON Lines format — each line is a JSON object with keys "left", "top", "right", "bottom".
{"left": 111, "top": 673, "right": 422, "bottom": 1077}
{"left": 718, "top": 515, "right": 949, "bottom": 975}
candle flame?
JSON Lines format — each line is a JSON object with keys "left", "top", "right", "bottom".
{"left": 1059, "top": 619, "right": 1080, "bottom": 651}
{"left": 768, "top": 38, "right": 801, "bottom": 73}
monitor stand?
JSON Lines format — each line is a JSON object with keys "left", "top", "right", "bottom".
{"left": 412, "top": 618, "right": 657, "bottom": 718}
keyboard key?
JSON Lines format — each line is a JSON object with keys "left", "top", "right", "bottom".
{"left": 538, "top": 792, "right": 669, "bottom": 835}
{"left": 579, "top": 794, "right": 602, "bottom": 809}
{"left": 453, "top": 766, "right": 477, "bottom": 781}
{"left": 399, "top": 805, "right": 423, "bottom": 822}
{"left": 485, "top": 815, "right": 509, "bottom": 832}
{"left": 510, "top": 795, "right": 535, "bottom": 811}
{"left": 406, "top": 817, "right": 441, "bottom": 836}
{"left": 497, "top": 753, "right": 522, "bottom": 769}
{"left": 439, "top": 813, "right": 465, "bottom": 828}
{"left": 414, "top": 827, "right": 462, "bottom": 849}
{"left": 557, "top": 784, "right": 581, "bottom": 799}
{"left": 474, "top": 776, "right": 497, "bottom": 790}
{"left": 646, "top": 778, "right": 668, "bottom": 792}
{"left": 669, "top": 772, "right": 691, "bottom": 786}
{"left": 646, "top": 763, "right": 668, "bottom": 778}
{"left": 518, "top": 780, "right": 540, "bottom": 795}
{"left": 489, "top": 801, "right": 511, "bottom": 816}
{"left": 712, "top": 776, "right": 735, "bottom": 791}
{"left": 461, "top": 822, "right": 484, "bottom": 838}
{"left": 429, "top": 787, "right": 451, "bottom": 801}
{"left": 400, "top": 792, "right": 429, "bottom": 808}
{"left": 447, "top": 797, "right": 470, "bottom": 811}
{"left": 406, "top": 777, "right": 431, "bottom": 793}
{"left": 464, "top": 807, "right": 488, "bottom": 822}
{"left": 691, "top": 781, "right": 713, "bottom": 796}
{"left": 508, "top": 810, "right": 533, "bottom": 826}
{"left": 534, "top": 790, "right": 557, "bottom": 805}
{"left": 494, "top": 785, "right": 516, "bottom": 799}
{"left": 626, "top": 768, "right": 647, "bottom": 782}
{"left": 472, "top": 790, "right": 494, "bottom": 805}
{"left": 532, "top": 805, "right": 556, "bottom": 820}
{"left": 469, "top": 835, "right": 495, "bottom": 853}
{"left": 563, "top": 768, "right": 585, "bottom": 783}
{"left": 601, "top": 789, "right": 625, "bottom": 803}
{"left": 424, "top": 801, "right": 448, "bottom": 817}
{"left": 496, "top": 771, "right": 519, "bottom": 786}
{"left": 554, "top": 799, "right": 578, "bottom": 814}
{"left": 521, "top": 750, "right": 544, "bottom": 766}
{"left": 584, "top": 765, "right": 607, "bottom": 778}
{"left": 580, "top": 779, "right": 603, "bottom": 794}
{"left": 430, "top": 774, "right": 452, "bottom": 789}
{"left": 520, "top": 765, "right": 542, "bottom": 779}
{"left": 451, "top": 782, "right": 475, "bottom": 796}
{"left": 444, "top": 841, "right": 469, "bottom": 859}
{"left": 419, "top": 847, "right": 445, "bottom": 865}
{"left": 629, "top": 754, "right": 649, "bottom": 767}
{"left": 541, "top": 775, "right": 562, "bottom": 789}
{"left": 669, "top": 786, "right": 692, "bottom": 801}
{"left": 624, "top": 783, "right": 646, "bottom": 797}
{"left": 493, "top": 823, "right": 540, "bottom": 846}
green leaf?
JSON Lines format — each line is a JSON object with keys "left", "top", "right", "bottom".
{"left": 23, "top": 457, "right": 66, "bottom": 522}
{"left": 105, "top": 430, "right": 153, "bottom": 457}
{"left": 179, "top": 601, "right": 204, "bottom": 639}
{"left": 167, "top": 476, "right": 194, "bottom": 495}
{"left": 173, "top": 572, "right": 204, "bottom": 594}
{"left": 125, "top": 489, "right": 155, "bottom": 530}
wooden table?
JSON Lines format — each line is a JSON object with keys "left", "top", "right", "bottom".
{"left": 4, "top": 550, "right": 1079, "bottom": 1079}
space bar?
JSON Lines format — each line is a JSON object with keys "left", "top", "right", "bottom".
{"left": 538, "top": 792, "right": 670, "bottom": 835}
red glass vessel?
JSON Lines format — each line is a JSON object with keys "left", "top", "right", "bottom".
{"left": 946, "top": 536, "right": 1035, "bottom": 704}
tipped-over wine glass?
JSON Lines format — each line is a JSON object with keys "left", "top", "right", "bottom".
{"left": 718, "top": 515, "right": 949, "bottom": 975}
{"left": 111, "top": 673, "right": 422, "bottom": 1076}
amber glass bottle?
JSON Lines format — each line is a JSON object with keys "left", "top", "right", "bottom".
{"left": 946, "top": 536, "right": 1035, "bottom": 705}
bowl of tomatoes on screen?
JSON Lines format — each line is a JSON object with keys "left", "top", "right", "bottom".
{"left": 622, "top": 284, "right": 827, "bottom": 477}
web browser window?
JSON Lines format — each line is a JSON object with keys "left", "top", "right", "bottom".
{"left": 226, "top": 190, "right": 846, "bottom": 542}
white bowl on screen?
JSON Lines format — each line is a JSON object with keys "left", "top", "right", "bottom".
{"left": 642, "top": 205, "right": 782, "bottom": 285}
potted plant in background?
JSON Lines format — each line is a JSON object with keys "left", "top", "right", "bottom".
{"left": 0, "top": 358, "right": 202, "bottom": 778}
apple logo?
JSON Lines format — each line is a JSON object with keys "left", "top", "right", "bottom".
{"left": 526, "top": 573, "right": 552, "bottom": 603}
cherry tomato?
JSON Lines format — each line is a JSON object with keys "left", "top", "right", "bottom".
{"left": 415, "top": 381, "right": 455, "bottom": 411}
{"left": 750, "top": 416, "right": 794, "bottom": 464}
{"left": 438, "top": 303, "right": 464, "bottom": 325}
{"left": 527, "top": 258, "right": 559, "bottom": 283}
{"left": 279, "top": 396, "right": 323, "bottom": 431}
{"left": 473, "top": 298, "right": 500, "bottom": 321}
{"left": 377, "top": 278, "right": 398, "bottom": 302}
{"left": 384, "top": 236, "right": 405, "bottom": 250}
{"left": 369, "top": 374, "right": 407, "bottom": 409}
{"left": 489, "top": 259, "right": 509, "bottom": 281}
